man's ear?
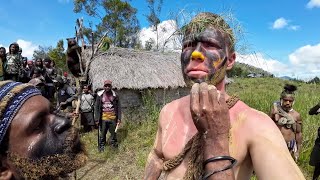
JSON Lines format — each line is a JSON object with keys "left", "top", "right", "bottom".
{"left": 226, "top": 52, "right": 236, "bottom": 70}
{"left": 0, "top": 158, "right": 13, "bottom": 180}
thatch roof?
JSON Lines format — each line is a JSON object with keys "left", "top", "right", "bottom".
{"left": 84, "top": 47, "right": 186, "bottom": 90}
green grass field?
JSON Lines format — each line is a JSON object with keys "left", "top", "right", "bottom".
{"left": 77, "top": 77, "right": 320, "bottom": 179}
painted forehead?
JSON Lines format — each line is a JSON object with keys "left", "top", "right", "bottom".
{"left": 183, "top": 27, "right": 224, "bottom": 40}
{"left": 183, "top": 28, "right": 227, "bottom": 49}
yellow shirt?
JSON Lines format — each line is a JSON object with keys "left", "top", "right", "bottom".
{"left": 102, "top": 112, "right": 116, "bottom": 121}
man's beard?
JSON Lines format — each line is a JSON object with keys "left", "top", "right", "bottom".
{"left": 7, "top": 128, "right": 88, "bottom": 180}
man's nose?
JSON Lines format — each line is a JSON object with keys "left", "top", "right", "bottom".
{"left": 191, "top": 43, "right": 205, "bottom": 62}
{"left": 53, "top": 116, "right": 72, "bottom": 134}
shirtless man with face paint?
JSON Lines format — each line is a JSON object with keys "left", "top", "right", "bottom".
{"left": 270, "top": 84, "right": 302, "bottom": 162}
{"left": 144, "top": 12, "right": 305, "bottom": 180}
{"left": 0, "top": 81, "right": 87, "bottom": 180}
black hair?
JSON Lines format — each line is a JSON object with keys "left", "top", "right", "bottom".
{"left": 283, "top": 84, "right": 297, "bottom": 93}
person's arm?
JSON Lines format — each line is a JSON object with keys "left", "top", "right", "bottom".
{"left": 309, "top": 103, "right": 320, "bottom": 115}
{"left": 116, "top": 95, "right": 121, "bottom": 123}
{"left": 295, "top": 114, "right": 303, "bottom": 159}
{"left": 269, "top": 103, "right": 280, "bottom": 123}
{"left": 143, "top": 107, "right": 165, "bottom": 180}
{"left": 295, "top": 114, "right": 302, "bottom": 133}
{"left": 191, "top": 83, "right": 234, "bottom": 180}
{"left": 249, "top": 114, "right": 305, "bottom": 179}
{"left": 65, "top": 86, "right": 76, "bottom": 103}
{"left": 93, "top": 95, "right": 101, "bottom": 124}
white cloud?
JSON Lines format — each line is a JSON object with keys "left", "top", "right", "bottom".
{"left": 17, "top": 39, "right": 38, "bottom": 59}
{"left": 288, "top": 25, "right": 300, "bottom": 31}
{"left": 307, "top": 0, "right": 320, "bottom": 8}
{"left": 236, "top": 53, "right": 289, "bottom": 76}
{"left": 272, "top": 17, "right": 288, "bottom": 29}
{"left": 138, "top": 20, "right": 182, "bottom": 51}
{"left": 236, "top": 43, "right": 320, "bottom": 80}
{"left": 289, "top": 43, "right": 320, "bottom": 65}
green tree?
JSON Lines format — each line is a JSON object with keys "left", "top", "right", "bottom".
{"left": 308, "top": 76, "right": 320, "bottom": 84}
{"left": 145, "top": 38, "right": 155, "bottom": 51}
{"left": 145, "top": 0, "right": 163, "bottom": 50}
{"left": 33, "top": 46, "right": 52, "bottom": 60}
{"left": 73, "top": 0, "right": 140, "bottom": 48}
{"left": 47, "top": 40, "right": 67, "bottom": 73}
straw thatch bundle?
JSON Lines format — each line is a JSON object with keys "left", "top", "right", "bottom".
{"left": 84, "top": 47, "right": 186, "bottom": 90}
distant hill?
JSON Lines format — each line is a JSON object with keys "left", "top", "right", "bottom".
{"left": 227, "top": 62, "right": 273, "bottom": 78}
{"left": 279, "top": 76, "right": 294, "bottom": 80}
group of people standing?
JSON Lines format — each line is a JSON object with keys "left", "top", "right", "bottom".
{"left": 0, "top": 42, "right": 59, "bottom": 101}
{"left": 1, "top": 42, "right": 122, "bottom": 153}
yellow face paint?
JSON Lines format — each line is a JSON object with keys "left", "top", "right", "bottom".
{"left": 213, "top": 58, "right": 223, "bottom": 68}
{"left": 191, "top": 51, "right": 205, "bottom": 61}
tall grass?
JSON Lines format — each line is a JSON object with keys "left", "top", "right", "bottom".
{"left": 228, "top": 77, "right": 320, "bottom": 179}
{"left": 78, "top": 77, "right": 320, "bottom": 179}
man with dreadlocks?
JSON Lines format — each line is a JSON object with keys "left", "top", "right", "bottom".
{"left": 0, "top": 81, "right": 87, "bottom": 179}
{"left": 4, "top": 43, "right": 23, "bottom": 81}
{"left": 270, "top": 84, "right": 302, "bottom": 162}
{"left": 144, "top": 12, "right": 304, "bottom": 180}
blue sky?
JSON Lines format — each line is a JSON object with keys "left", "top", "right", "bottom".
{"left": 0, "top": 0, "right": 320, "bottom": 79}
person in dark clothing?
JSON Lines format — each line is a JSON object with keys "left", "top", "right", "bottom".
{"left": 31, "top": 58, "right": 46, "bottom": 77}
{"left": 5, "top": 43, "right": 22, "bottom": 81}
{"left": 0, "top": 47, "right": 6, "bottom": 81}
{"left": 94, "top": 80, "right": 121, "bottom": 152}
{"left": 310, "top": 103, "right": 320, "bottom": 115}
{"left": 310, "top": 103, "right": 320, "bottom": 180}
{"left": 43, "top": 58, "right": 57, "bottom": 101}
{"left": 54, "top": 75, "right": 76, "bottom": 115}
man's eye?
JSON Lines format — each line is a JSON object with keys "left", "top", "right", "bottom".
{"left": 203, "top": 42, "right": 221, "bottom": 49}
{"left": 33, "top": 120, "right": 44, "bottom": 132}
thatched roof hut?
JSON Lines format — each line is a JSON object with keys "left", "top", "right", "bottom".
{"left": 85, "top": 47, "right": 186, "bottom": 90}
{"left": 84, "top": 47, "right": 189, "bottom": 108}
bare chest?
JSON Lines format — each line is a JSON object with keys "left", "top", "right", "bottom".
{"left": 161, "top": 109, "right": 249, "bottom": 164}
{"left": 160, "top": 108, "right": 253, "bottom": 179}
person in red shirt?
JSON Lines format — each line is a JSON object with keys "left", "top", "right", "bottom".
{"left": 94, "top": 80, "right": 121, "bottom": 152}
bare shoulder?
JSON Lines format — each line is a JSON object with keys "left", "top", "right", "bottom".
{"left": 291, "top": 109, "right": 302, "bottom": 118}
{"left": 158, "top": 95, "right": 189, "bottom": 125}
{"left": 231, "top": 101, "right": 285, "bottom": 143}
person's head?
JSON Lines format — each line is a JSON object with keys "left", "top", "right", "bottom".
{"left": 27, "top": 60, "right": 34, "bottom": 68}
{"left": 104, "top": 80, "right": 112, "bottom": 92}
{"left": 63, "top": 72, "right": 68, "bottom": 78}
{"left": 43, "top": 57, "right": 52, "bottom": 68}
{"left": 22, "top": 57, "right": 27, "bottom": 67}
{"left": 180, "top": 12, "right": 236, "bottom": 87}
{"left": 32, "top": 69, "right": 41, "bottom": 79}
{"left": 18, "top": 47, "right": 22, "bottom": 55}
{"left": 83, "top": 84, "right": 89, "bottom": 94}
{"left": 35, "top": 58, "right": 43, "bottom": 67}
{"left": 54, "top": 75, "right": 65, "bottom": 88}
{"left": 0, "top": 81, "right": 87, "bottom": 179}
{"left": 0, "top": 47, "right": 6, "bottom": 58}
{"left": 280, "top": 84, "right": 297, "bottom": 112}
{"left": 9, "top": 43, "right": 19, "bottom": 55}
